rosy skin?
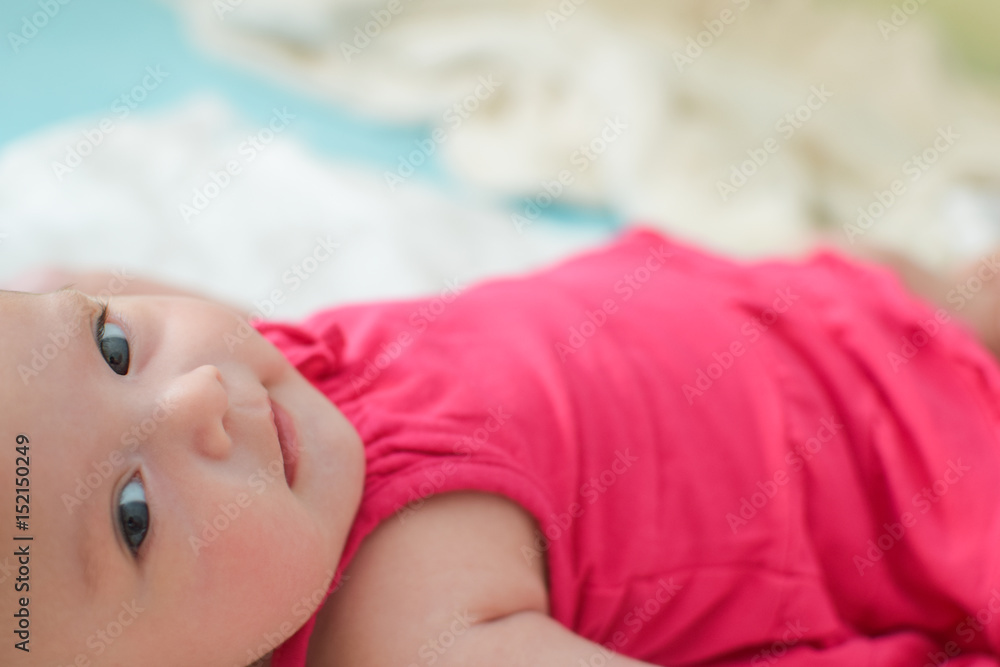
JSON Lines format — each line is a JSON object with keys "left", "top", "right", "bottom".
{"left": 0, "top": 288, "right": 364, "bottom": 666}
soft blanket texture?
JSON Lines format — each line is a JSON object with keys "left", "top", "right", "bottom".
{"left": 164, "top": 0, "right": 1000, "bottom": 262}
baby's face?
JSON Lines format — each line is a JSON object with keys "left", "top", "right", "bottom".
{"left": 0, "top": 289, "right": 364, "bottom": 666}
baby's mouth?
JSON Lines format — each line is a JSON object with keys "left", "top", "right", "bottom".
{"left": 268, "top": 396, "right": 299, "bottom": 487}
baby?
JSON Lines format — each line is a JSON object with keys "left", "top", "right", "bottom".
{"left": 4, "top": 226, "right": 1000, "bottom": 667}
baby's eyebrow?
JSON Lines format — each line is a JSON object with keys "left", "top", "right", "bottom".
{"left": 58, "top": 289, "right": 97, "bottom": 334}
{"left": 55, "top": 284, "right": 83, "bottom": 296}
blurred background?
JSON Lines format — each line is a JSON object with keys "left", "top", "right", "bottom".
{"left": 2, "top": 0, "right": 1000, "bottom": 317}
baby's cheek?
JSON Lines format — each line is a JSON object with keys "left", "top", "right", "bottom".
{"left": 189, "top": 491, "right": 330, "bottom": 649}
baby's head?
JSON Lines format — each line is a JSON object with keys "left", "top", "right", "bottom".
{"left": 0, "top": 288, "right": 364, "bottom": 666}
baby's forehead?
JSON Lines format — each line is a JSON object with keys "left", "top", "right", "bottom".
{"left": 0, "top": 288, "right": 28, "bottom": 323}
{"left": 0, "top": 288, "right": 85, "bottom": 453}
{"left": 0, "top": 288, "right": 48, "bottom": 322}
{"left": 0, "top": 291, "right": 42, "bottom": 389}
{"left": 0, "top": 293, "right": 31, "bottom": 407}
{"left": 0, "top": 287, "right": 37, "bottom": 300}
{"left": 0, "top": 290, "right": 27, "bottom": 319}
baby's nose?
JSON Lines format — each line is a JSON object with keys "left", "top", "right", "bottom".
{"left": 163, "top": 364, "right": 232, "bottom": 461}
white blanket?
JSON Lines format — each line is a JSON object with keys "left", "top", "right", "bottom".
{"left": 3, "top": 0, "right": 1000, "bottom": 315}
{"left": 163, "top": 0, "right": 1000, "bottom": 264}
{"left": 0, "top": 96, "right": 610, "bottom": 319}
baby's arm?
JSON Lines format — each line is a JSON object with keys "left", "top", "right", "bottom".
{"left": 436, "top": 609, "right": 657, "bottom": 666}
{"left": 307, "top": 491, "right": 657, "bottom": 666}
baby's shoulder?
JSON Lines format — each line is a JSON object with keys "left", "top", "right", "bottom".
{"left": 305, "top": 491, "right": 549, "bottom": 667}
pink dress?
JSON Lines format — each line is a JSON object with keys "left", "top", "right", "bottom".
{"left": 258, "top": 227, "right": 1000, "bottom": 666}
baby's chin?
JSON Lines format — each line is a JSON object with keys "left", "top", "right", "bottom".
{"left": 265, "top": 357, "right": 365, "bottom": 571}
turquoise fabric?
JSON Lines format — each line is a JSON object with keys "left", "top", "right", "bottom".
{"left": 0, "top": 0, "right": 620, "bottom": 229}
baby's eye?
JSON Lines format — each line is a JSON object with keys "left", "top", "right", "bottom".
{"left": 118, "top": 477, "right": 149, "bottom": 556}
{"left": 97, "top": 315, "right": 130, "bottom": 375}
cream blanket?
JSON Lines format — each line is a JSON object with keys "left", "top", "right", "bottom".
{"left": 164, "top": 0, "right": 1000, "bottom": 264}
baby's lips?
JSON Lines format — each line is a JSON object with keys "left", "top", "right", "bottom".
{"left": 270, "top": 397, "right": 300, "bottom": 487}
